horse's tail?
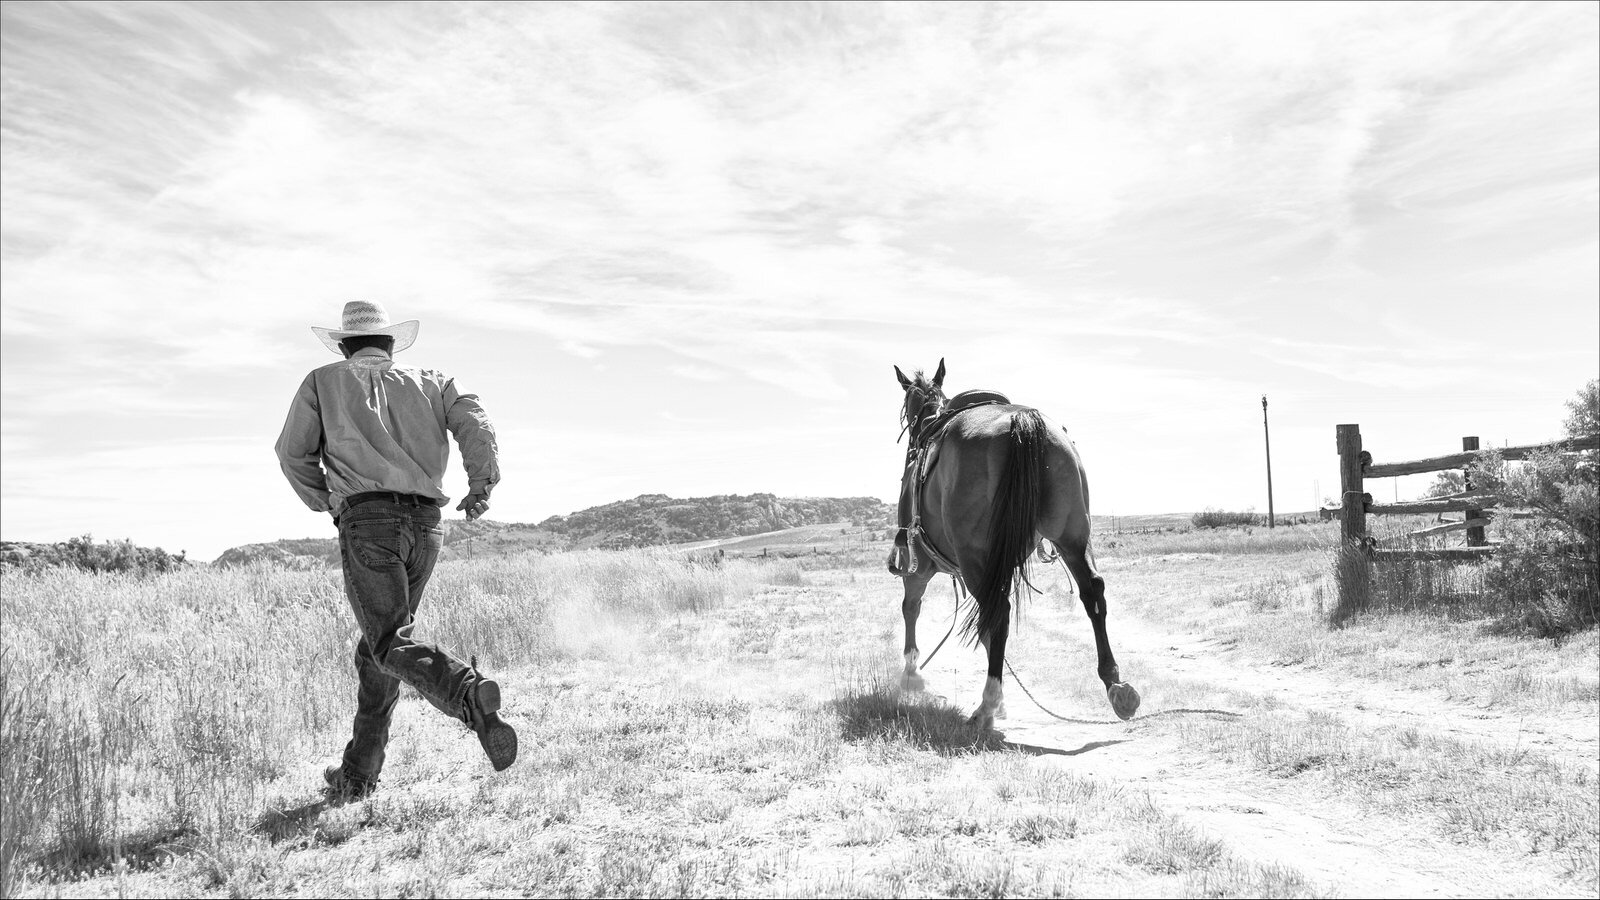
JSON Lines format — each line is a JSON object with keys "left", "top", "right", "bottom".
{"left": 965, "top": 408, "right": 1047, "bottom": 643}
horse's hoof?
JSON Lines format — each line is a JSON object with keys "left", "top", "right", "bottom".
{"left": 994, "top": 701, "right": 1007, "bottom": 720}
{"left": 1107, "top": 682, "right": 1141, "bottom": 721}
{"left": 899, "top": 671, "right": 926, "bottom": 693}
{"left": 968, "top": 710, "right": 994, "bottom": 732}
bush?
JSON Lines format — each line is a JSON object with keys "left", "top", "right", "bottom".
{"left": 1464, "top": 380, "right": 1598, "bottom": 635}
{"left": 1422, "top": 469, "right": 1465, "bottom": 499}
{"left": 1191, "top": 509, "right": 1262, "bottom": 529}
{"left": 0, "top": 535, "right": 187, "bottom": 577}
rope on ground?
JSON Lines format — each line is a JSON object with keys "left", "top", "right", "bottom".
{"left": 1003, "top": 658, "right": 1243, "bottom": 725}
{"left": 917, "top": 574, "right": 1242, "bottom": 725}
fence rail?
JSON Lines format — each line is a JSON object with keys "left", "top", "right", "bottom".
{"left": 1329, "top": 423, "right": 1598, "bottom": 609}
{"left": 1363, "top": 434, "right": 1598, "bottom": 478}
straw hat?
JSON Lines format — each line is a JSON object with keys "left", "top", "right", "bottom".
{"left": 311, "top": 301, "right": 419, "bottom": 355}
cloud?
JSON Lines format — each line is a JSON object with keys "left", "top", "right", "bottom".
{"left": 2, "top": 1, "right": 1595, "bottom": 557}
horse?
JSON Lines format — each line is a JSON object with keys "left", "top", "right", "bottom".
{"left": 888, "top": 358, "right": 1140, "bottom": 729}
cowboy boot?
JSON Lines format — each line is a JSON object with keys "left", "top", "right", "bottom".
{"left": 323, "top": 764, "right": 378, "bottom": 801}
{"left": 463, "top": 660, "right": 518, "bottom": 771}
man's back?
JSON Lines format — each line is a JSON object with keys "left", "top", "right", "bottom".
{"left": 276, "top": 347, "right": 499, "bottom": 516}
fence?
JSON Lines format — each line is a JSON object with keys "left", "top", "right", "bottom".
{"left": 1327, "top": 424, "right": 1599, "bottom": 572}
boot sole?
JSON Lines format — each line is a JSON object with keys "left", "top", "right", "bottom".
{"left": 469, "top": 679, "right": 516, "bottom": 771}
{"left": 478, "top": 714, "right": 518, "bottom": 771}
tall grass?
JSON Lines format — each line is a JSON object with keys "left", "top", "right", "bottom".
{"left": 1330, "top": 517, "right": 1597, "bottom": 637}
{"left": 0, "top": 550, "right": 768, "bottom": 894}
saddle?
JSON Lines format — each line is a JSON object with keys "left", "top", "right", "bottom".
{"left": 895, "top": 390, "right": 1012, "bottom": 577}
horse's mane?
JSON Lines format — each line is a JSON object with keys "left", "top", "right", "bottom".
{"left": 900, "top": 369, "right": 944, "bottom": 433}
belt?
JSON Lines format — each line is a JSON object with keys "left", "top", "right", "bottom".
{"left": 344, "top": 491, "right": 444, "bottom": 509}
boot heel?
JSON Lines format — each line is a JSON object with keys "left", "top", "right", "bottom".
{"left": 475, "top": 679, "right": 502, "bottom": 716}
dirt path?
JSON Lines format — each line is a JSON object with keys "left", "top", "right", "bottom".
{"left": 908, "top": 585, "right": 1594, "bottom": 899}
{"left": 1097, "top": 611, "right": 1598, "bottom": 770}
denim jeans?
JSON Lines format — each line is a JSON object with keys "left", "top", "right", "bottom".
{"left": 336, "top": 500, "right": 473, "bottom": 779}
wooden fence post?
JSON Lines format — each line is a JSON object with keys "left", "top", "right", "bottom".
{"left": 1336, "top": 424, "right": 1368, "bottom": 545}
{"left": 1462, "top": 436, "right": 1486, "bottom": 547}
{"left": 1335, "top": 423, "right": 1371, "bottom": 614}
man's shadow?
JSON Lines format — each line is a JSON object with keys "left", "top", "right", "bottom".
{"left": 253, "top": 791, "right": 363, "bottom": 846}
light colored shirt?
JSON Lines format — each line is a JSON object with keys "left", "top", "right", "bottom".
{"left": 275, "top": 348, "right": 501, "bottom": 515}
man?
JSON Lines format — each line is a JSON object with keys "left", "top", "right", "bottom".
{"left": 275, "top": 300, "right": 517, "bottom": 800}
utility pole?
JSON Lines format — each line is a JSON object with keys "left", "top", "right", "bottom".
{"left": 1262, "top": 395, "right": 1275, "bottom": 528}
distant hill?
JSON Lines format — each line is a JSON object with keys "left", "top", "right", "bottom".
{"left": 211, "top": 493, "right": 896, "bottom": 566}
{"left": 536, "top": 493, "right": 893, "bottom": 550}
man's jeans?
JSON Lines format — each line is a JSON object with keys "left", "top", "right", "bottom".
{"left": 337, "top": 500, "right": 473, "bottom": 779}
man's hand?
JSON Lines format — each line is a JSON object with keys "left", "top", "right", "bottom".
{"left": 456, "top": 493, "right": 490, "bottom": 520}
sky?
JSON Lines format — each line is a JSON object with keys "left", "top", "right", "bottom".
{"left": 2, "top": 0, "right": 1596, "bottom": 562}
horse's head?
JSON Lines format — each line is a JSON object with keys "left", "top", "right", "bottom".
{"left": 894, "top": 358, "right": 947, "bottom": 443}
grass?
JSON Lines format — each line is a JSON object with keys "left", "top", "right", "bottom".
{"left": 1096, "top": 521, "right": 1336, "bottom": 557}
{"left": 1178, "top": 710, "right": 1598, "bottom": 882}
{"left": 4, "top": 523, "right": 1595, "bottom": 897}
{"left": 1086, "top": 530, "right": 1599, "bottom": 713}
{"left": 2, "top": 548, "right": 1331, "bottom": 898}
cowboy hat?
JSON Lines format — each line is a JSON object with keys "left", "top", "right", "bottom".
{"left": 311, "top": 301, "right": 419, "bottom": 355}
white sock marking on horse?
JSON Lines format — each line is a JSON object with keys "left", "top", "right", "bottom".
{"left": 900, "top": 650, "right": 925, "bottom": 692}
{"left": 980, "top": 675, "right": 1004, "bottom": 719}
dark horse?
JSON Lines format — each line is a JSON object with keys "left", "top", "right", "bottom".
{"left": 889, "top": 359, "right": 1140, "bottom": 729}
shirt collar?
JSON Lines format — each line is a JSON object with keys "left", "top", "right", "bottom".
{"left": 351, "top": 347, "right": 392, "bottom": 360}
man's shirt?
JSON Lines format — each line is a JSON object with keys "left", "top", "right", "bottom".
{"left": 275, "top": 347, "right": 500, "bottom": 514}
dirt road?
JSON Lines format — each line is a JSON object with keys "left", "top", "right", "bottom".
{"left": 907, "top": 562, "right": 1596, "bottom": 899}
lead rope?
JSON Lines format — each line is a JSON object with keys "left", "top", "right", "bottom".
{"left": 917, "top": 577, "right": 965, "bottom": 669}
{"left": 1002, "top": 657, "right": 1103, "bottom": 724}
{"left": 920, "top": 584, "right": 1239, "bottom": 725}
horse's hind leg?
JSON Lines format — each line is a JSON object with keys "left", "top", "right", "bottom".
{"left": 1057, "top": 534, "right": 1141, "bottom": 720}
{"left": 976, "top": 631, "right": 1006, "bottom": 720}
{"left": 964, "top": 559, "right": 1008, "bottom": 730}
{"left": 899, "top": 568, "right": 936, "bottom": 691}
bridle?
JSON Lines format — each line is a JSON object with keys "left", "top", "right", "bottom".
{"left": 898, "top": 384, "right": 947, "bottom": 449}
{"left": 895, "top": 382, "right": 962, "bottom": 579}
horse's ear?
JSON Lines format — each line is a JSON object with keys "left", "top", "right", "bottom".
{"left": 933, "top": 358, "right": 946, "bottom": 388}
{"left": 894, "top": 365, "right": 911, "bottom": 389}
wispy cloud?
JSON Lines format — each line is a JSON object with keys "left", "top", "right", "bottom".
{"left": 3, "top": 1, "right": 1595, "bottom": 557}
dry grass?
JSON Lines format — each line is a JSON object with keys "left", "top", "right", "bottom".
{"left": 1097, "top": 522, "right": 1336, "bottom": 558}
{"left": 5, "top": 526, "right": 1594, "bottom": 897}
{"left": 1080, "top": 544, "right": 1600, "bottom": 713}
{"left": 1178, "top": 711, "right": 1598, "bottom": 882}
{"left": 2, "top": 550, "right": 1331, "bottom": 898}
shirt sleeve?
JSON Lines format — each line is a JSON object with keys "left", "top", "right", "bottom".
{"left": 274, "top": 373, "right": 333, "bottom": 512}
{"left": 443, "top": 378, "right": 502, "bottom": 497}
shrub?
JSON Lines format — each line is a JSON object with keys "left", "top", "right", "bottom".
{"left": 1422, "top": 470, "right": 1466, "bottom": 499}
{"left": 1191, "top": 509, "right": 1262, "bottom": 529}
{"left": 1464, "top": 380, "right": 1598, "bottom": 635}
{"left": 0, "top": 535, "right": 187, "bottom": 577}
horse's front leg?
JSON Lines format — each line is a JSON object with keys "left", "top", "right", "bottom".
{"left": 899, "top": 569, "right": 935, "bottom": 691}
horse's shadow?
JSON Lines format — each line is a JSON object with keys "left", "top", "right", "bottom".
{"left": 828, "top": 685, "right": 1126, "bottom": 757}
